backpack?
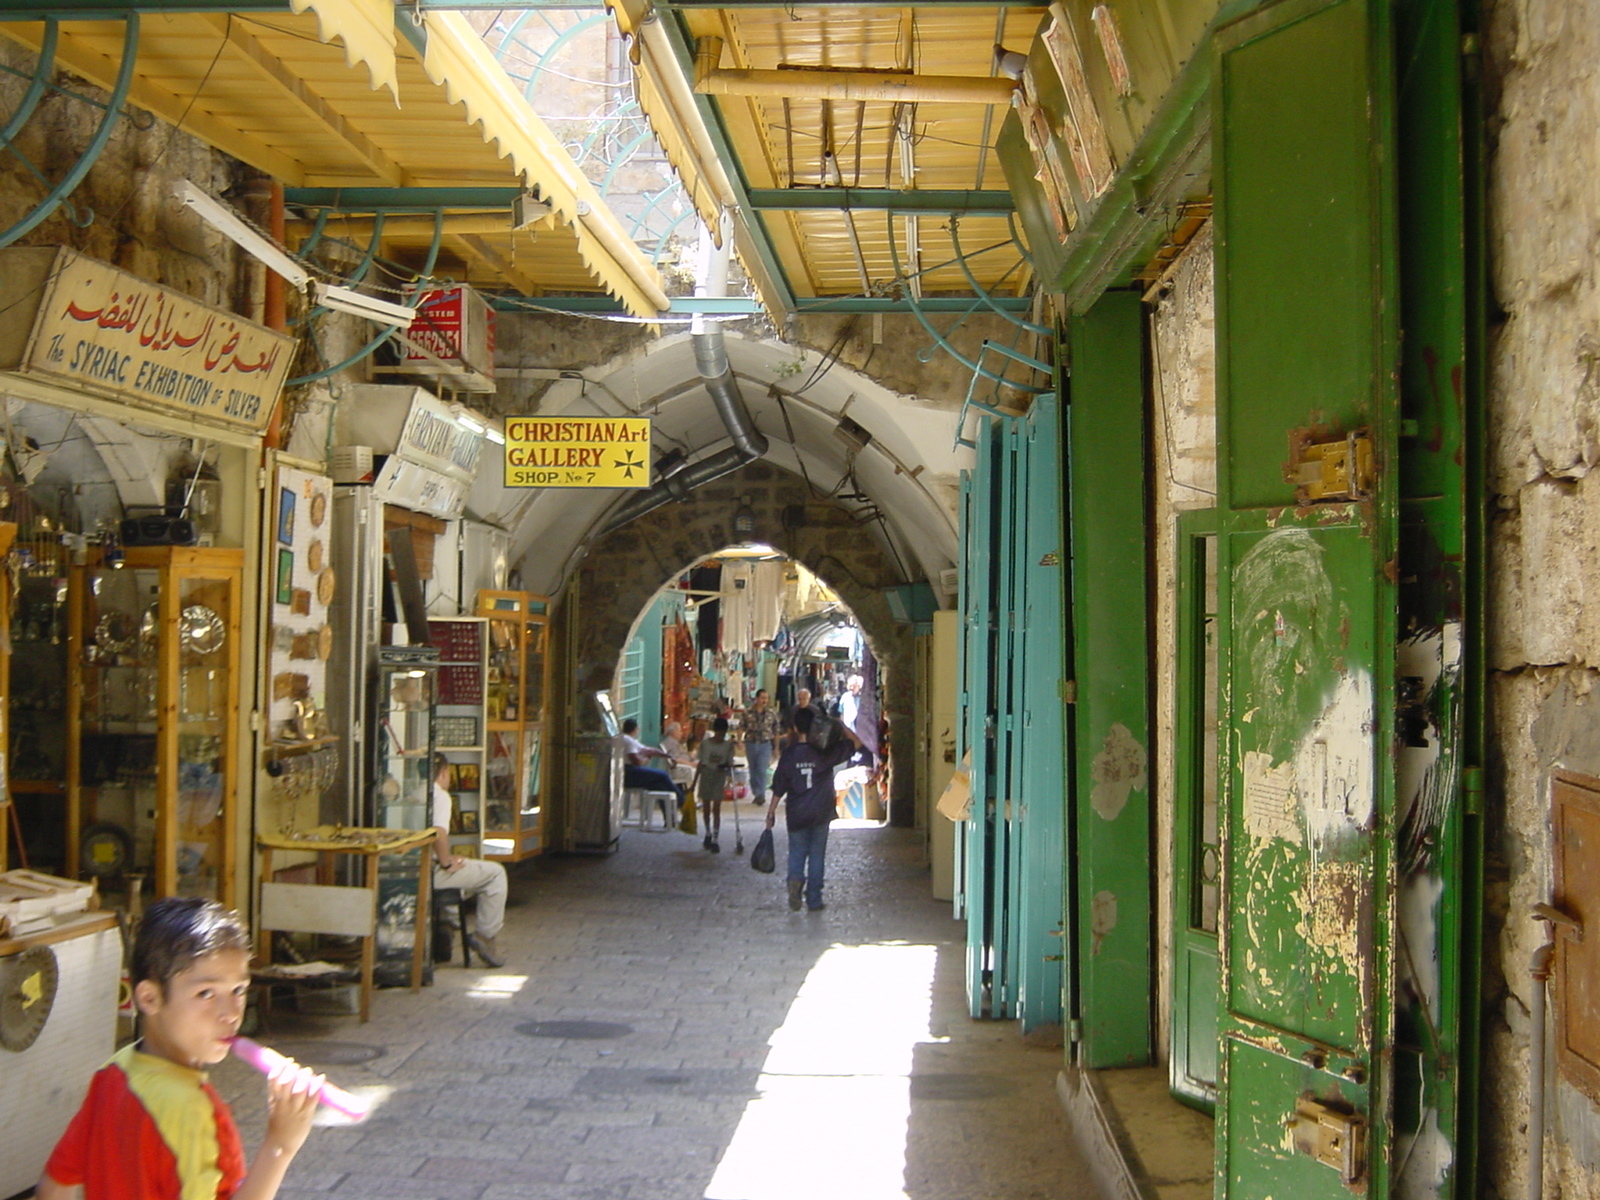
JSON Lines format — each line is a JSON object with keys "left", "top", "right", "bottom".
{"left": 807, "top": 711, "right": 842, "bottom": 755}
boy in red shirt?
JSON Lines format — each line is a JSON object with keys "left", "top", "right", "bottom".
{"left": 37, "top": 897, "right": 323, "bottom": 1200}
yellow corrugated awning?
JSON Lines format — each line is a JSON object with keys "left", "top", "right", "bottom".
{"left": 0, "top": 10, "right": 667, "bottom": 315}
{"left": 419, "top": 11, "right": 668, "bottom": 316}
{"left": 289, "top": 0, "right": 397, "bottom": 101}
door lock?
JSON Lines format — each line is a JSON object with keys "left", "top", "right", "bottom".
{"left": 1287, "top": 1094, "right": 1365, "bottom": 1186}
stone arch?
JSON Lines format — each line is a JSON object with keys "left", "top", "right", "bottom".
{"left": 566, "top": 460, "right": 916, "bottom": 821}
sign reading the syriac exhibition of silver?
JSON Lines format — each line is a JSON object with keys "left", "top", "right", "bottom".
{"left": 503, "top": 416, "right": 652, "bottom": 488}
{"left": 0, "top": 247, "right": 294, "bottom": 435}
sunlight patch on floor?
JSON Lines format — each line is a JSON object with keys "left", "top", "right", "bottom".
{"left": 705, "top": 943, "right": 940, "bottom": 1200}
{"left": 464, "top": 973, "right": 529, "bottom": 999}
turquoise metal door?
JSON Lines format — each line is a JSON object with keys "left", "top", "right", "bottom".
{"left": 961, "top": 418, "right": 1000, "bottom": 1017}
{"left": 1015, "top": 394, "right": 1067, "bottom": 1031}
{"left": 1214, "top": 0, "right": 1399, "bottom": 1193}
{"left": 958, "top": 396, "right": 1069, "bottom": 1028}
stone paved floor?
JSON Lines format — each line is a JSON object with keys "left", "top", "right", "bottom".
{"left": 218, "top": 820, "right": 1105, "bottom": 1200}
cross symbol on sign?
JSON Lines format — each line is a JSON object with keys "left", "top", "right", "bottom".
{"left": 614, "top": 451, "right": 645, "bottom": 479}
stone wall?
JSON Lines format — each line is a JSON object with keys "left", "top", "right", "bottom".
{"left": 1483, "top": 0, "right": 1600, "bottom": 1194}
{"left": 561, "top": 459, "right": 916, "bottom": 825}
{"left": 1147, "top": 224, "right": 1217, "bottom": 1066}
{"left": 0, "top": 39, "right": 248, "bottom": 307}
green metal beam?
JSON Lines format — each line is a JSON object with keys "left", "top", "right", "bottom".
{"left": 488, "top": 293, "right": 1030, "bottom": 314}
{"left": 284, "top": 187, "right": 522, "bottom": 211}
{"left": 659, "top": 8, "right": 797, "bottom": 314}
{"left": 747, "top": 187, "right": 1015, "bottom": 214}
{"left": 0, "top": 0, "right": 287, "bottom": 14}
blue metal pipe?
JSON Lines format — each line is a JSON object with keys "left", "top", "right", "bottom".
{"left": 0, "top": 11, "right": 137, "bottom": 247}
{"left": 522, "top": 11, "right": 606, "bottom": 103}
{"left": 0, "top": 19, "right": 57, "bottom": 145}
{"left": 287, "top": 211, "right": 445, "bottom": 386}
{"left": 599, "top": 130, "right": 653, "bottom": 197}
{"left": 886, "top": 211, "right": 1046, "bottom": 394}
{"left": 949, "top": 216, "right": 1050, "bottom": 337}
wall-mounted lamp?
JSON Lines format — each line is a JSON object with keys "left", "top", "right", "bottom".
{"left": 174, "top": 181, "right": 310, "bottom": 288}
{"left": 733, "top": 495, "right": 756, "bottom": 537}
{"left": 312, "top": 282, "right": 417, "bottom": 328}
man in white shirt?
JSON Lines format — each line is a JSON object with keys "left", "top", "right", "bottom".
{"left": 432, "top": 752, "right": 509, "bottom": 967}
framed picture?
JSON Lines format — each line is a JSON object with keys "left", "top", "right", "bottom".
{"left": 277, "top": 486, "right": 296, "bottom": 546}
{"left": 457, "top": 809, "right": 480, "bottom": 835}
{"left": 275, "top": 548, "right": 294, "bottom": 606}
{"left": 454, "top": 763, "right": 481, "bottom": 792}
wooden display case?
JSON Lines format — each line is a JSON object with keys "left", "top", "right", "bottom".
{"left": 427, "top": 616, "right": 488, "bottom": 859}
{"left": 66, "top": 546, "right": 243, "bottom": 907}
{"left": 476, "top": 590, "right": 550, "bottom": 862}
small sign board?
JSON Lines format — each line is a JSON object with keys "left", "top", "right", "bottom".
{"left": 504, "top": 417, "right": 652, "bottom": 488}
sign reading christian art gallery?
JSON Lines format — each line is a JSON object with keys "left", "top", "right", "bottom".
{"left": 0, "top": 247, "right": 294, "bottom": 435}
{"left": 503, "top": 416, "right": 652, "bottom": 488}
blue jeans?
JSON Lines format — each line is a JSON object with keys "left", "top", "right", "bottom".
{"left": 747, "top": 741, "right": 773, "bottom": 802}
{"left": 786, "top": 823, "right": 830, "bottom": 909}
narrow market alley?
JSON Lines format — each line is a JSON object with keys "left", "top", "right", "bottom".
{"left": 217, "top": 825, "right": 1101, "bottom": 1200}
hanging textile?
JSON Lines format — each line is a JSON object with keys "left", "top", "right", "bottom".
{"left": 720, "top": 562, "right": 756, "bottom": 657}
{"left": 750, "top": 560, "right": 785, "bottom": 644}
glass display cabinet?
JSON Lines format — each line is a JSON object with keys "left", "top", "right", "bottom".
{"left": 66, "top": 547, "right": 243, "bottom": 907}
{"left": 371, "top": 646, "right": 439, "bottom": 830}
{"left": 476, "top": 590, "right": 550, "bottom": 861}
{"left": 427, "top": 617, "right": 487, "bottom": 860}
{"left": 370, "top": 645, "right": 438, "bottom": 987}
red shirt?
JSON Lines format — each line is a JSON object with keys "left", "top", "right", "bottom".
{"left": 45, "top": 1043, "right": 245, "bottom": 1200}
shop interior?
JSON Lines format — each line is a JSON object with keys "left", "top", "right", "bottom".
{"left": 611, "top": 546, "right": 888, "bottom": 823}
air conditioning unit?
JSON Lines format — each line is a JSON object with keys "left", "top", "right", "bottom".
{"left": 938, "top": 568, "right": 959, "bottom": 596}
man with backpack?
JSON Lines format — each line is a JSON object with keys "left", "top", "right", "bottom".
{"left": 765, "top": 706, "right": 861, "bottom": 911}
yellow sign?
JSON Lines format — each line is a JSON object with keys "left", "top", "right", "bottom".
{"left": 503, "top": 417, "right": 652, "bottom": 488}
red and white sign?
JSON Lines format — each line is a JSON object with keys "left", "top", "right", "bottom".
{"left": 397, "top": 286, "right": 496, "bottom": 393}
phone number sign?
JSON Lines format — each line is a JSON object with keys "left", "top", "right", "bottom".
{"left": 503, "top": 417, "right": 652, "bottom": 488}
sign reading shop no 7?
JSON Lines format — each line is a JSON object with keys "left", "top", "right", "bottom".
{"left": 504, "top": 417, "right": 652, "bottom": 488}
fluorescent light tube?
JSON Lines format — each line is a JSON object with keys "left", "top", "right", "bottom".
{"left": 312, "top": 282, "right": 417, "bottom": 327}
{"left": 455, "top": 413, "right": 486, "bottom": 435}
{"left": 174, "top": 181, "right": 311, "bottom": 288}
{"left": 484, "top": 425, "right": 506, "bottom": 445}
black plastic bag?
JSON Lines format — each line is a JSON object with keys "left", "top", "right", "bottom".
{"left": 750, "top": 827, "right": 776, "bottom": 874}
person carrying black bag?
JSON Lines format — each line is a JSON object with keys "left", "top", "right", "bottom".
{"left": 764, "top": 707, "right": 861, "bottom": 911}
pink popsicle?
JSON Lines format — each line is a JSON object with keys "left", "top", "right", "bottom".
{"left": 229, "top": 1036, "right": 373, "bottom": 1121}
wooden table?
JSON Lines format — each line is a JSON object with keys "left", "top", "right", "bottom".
{"left": 255, "top": 826, "right": 434, "bottom": 1023}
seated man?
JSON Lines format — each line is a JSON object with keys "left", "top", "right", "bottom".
{"left": 660, "top": 720, "right": 697, "bottom": 791}
{"left": 617, "top": 717, "right": 686, "bottom": 824}
{"left": 431, "top": 752, "right": 509, "bottom": 967}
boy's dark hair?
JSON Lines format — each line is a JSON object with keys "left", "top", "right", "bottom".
{"left": 792, "top": 707, "right": 814, "bottom": 734}
{"left": 713, "top": 715, "right": 729, "bottom": 734}
{"left": 132, "top": 897, "right": 250, "bottom": 991}
{"left": 433, "top": 750, "right": 451, "bottom": 776}
{"left": 622, "top": 717, "right": 639, "bottom": 735}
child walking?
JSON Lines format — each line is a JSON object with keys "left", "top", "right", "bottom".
{"left": 37, "top": 896, "right": 324, "bottom": 1200}
{"left": 694, "top": 715, "right": 735, "bottom": 852}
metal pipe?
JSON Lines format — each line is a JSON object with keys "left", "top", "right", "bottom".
{"left": 601, "top": 214, "right": 767, "bottom": 533}
{"left": 0, "top": 18, "right": 57, "bottom": 146}
{"left": 0, "top": 12, "right": 139, "bottom": 248}
{"left": 1529, "top": 936, "right": 1554, "bottom": 1200}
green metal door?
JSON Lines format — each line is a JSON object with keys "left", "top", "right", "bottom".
{"left": 1214, "top": 0, "right": 1399, "bottom": 1194}
{"left": 1067, "top": 292, "right": 1151, "bottom": 1068}
{"left": 1170, "top": 511, "right": 1220, "bottom": 1110}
